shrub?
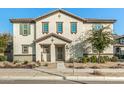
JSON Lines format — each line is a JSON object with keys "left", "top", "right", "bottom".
{"left": 23, "top": 61, "right": 29, "bottom": 65}
{"left": 13, "top": 60, "right": 19, "bottom": 64}
{"left": 111, "top": 56, "right": 118, "bottom": 62}
{"left": 77, "top": 57, "right": 84, "bottom": 63}
{"left": 82, "top": 56, "right": 89, "bottom": 63}
{"left": 36, "top": 60, "right": 41, "bottom": 66}
{"left": 103, "top": 56, "right": 110, "bottom": 62}
{"left": 0, "top": 56, "right": 6, "bottom": 61}
{"left": 43, "top": 63, "right": 48, "bottom": 66}
{"left": 98, "top": 56, "right": 105, "bottom": 63}
{"left": 90, "top": 56, "right": 97, "bottom": 63}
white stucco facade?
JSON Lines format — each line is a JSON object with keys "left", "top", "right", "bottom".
{"left": 11, "top": 9, "right": 116, "bottom": 62}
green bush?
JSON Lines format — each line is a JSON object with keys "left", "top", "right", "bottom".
{"left": 43, "top": 63, "right": 48, "bottom": 66}
{"left": 23, "top": 61, "right": 29, "bottom": 65}
{"left": 0, "top": 56, "right": 6, "bottom": 61}
{"left": 90, "top": 56, "right": 97, "bottom": 63}
{"left": 111, "top": 56, "right": 118, "bottom": 62}
{"left": 82, "top": 56, "right": 89, "bottom": 63}
{"left": 103, "top": 56, "right": 110, "bottom": 62}
{"left": 98, "top": 56, "right": 105, "bottom": 63}
{"left": 13, "top": 60, "right": 19, "bottom": 64}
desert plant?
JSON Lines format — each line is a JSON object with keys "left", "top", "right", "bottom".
{"left": 111, "top": 56, "right": 118, "bottom": 62}
{"left": 98, "top": 56, "right": 105, "bottom": 63}
{"left": 0, "top": 56, "right": 6, "bottom": 61}
{"left": 82, "top": 56, "right": 89, "bottom": 63}
{"left": 90, "top": 56, "right": 97, "bottom": 63}
{"left": 77, "top": 57, "right": 83, "bottom": 63}
{"left": 13, "top": 60, "right": 19, "bottom": 64}
{"left": 43, "top": 63, "right": 48, "bottom": 66}
{"left": 23, "top": 61, "right": 29, "bottom": 65}
{"left": 36, "top": 60, "right": 41, "bottom": 66}
{"left": 103, "top": 56, "right": 110, "bottom": 62}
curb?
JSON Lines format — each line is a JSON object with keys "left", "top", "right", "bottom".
{"left": 0, "top": 76, "right": 124, "bottom": 81}
{"left": 0, "top": 76, "right": 63, "bottom": 80}
{"left": 66, "top": 76, "right": 124, "bottom": 81}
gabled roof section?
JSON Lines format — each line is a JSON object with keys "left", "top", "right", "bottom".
{"left": 9, "top": 9, "right": 116, "bottom": 23}
{"left": 35, "top": 9, "right": 85, "bottom": 22}
{"left": 114, "top": 34, "right": 124, "bottom": 39}
{"left": 34, "top": 33, "right": 72, "bottom": 43}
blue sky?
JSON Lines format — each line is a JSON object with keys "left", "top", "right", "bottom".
{"left": 0, "top": 8, "right": 124, "bottom": 35}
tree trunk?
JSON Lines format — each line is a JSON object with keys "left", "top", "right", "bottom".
{"left": 98, "top": 52, "right": 101, "bottom": 63}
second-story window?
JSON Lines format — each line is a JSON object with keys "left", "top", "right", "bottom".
{"left": 20, "top": 23, "right": 30, "bottom": 36}
{"left": 42, "top": 22, "right": 49, "bottom": 33}
{"left": 120, "top": 38, "right": 124, "bottom": 44}
{"left": 71, "top": 22, "right": 77, "bottom": 33}
{"left": 56, "top": 22, "right": 63, "bottom": 33}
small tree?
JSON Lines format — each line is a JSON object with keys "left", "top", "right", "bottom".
{"left": 85, "top": 25, "right": 114, "bottom": 63}
{"left": 0, "top": 33, "right": 11, "bottom": 54}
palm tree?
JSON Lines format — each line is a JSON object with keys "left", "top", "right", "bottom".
{"left": 85, "top": 25, "right": 114, "bottom": 63}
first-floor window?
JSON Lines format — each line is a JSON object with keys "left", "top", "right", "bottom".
{"left": 22, "top": 45, "right": 29, "bottom": 53}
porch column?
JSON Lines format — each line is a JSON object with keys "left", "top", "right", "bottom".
{"left": 51, "top": 44, "right": 56, "bottom": 63}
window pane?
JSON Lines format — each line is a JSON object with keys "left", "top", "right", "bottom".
{"left": 57, "top": 22, "right": 63, "bottom": 33}
{"left": 23, "top": 24, "right": 29, "bottom": 35}
{"left": 71, "top": 22, "right": 77, "bottom": 33}
{"left": 93, "top": 24, "right": 103, "bottom": 31}
{"left": 43, "top": 23, "right": 48, "bottom": 32}
{"left": 22, "top": 45, "right": 28, "bottom": 53}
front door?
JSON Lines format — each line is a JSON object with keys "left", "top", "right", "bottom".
{"left": 56, "top": 46, "right": 65, "bottom": 61}
{"left": 42, "top": 45, "right": 50, "bottom": 62}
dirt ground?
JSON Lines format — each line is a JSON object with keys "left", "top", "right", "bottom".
{"left": 64, "top": 62, "right": 124, "bottom": 69}
{"left": 62, "top": 72, "right": 124, "bottom": 77}
{"left": 40, "top": 62, "right": 57, "bottom": 69}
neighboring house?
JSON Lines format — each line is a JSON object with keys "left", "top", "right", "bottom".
{"left": 114, "top": 34, "right": 124, "bottom": 59}
{"left": 10, "top": 9, "right": 116, "bottom": 62}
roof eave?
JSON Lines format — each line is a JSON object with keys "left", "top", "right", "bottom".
{"left": 84, "top": 19, "right": 116, "bottom": 23}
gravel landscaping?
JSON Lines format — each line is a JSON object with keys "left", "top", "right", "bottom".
{"left": 65, "top": 62, "right": 124, "bottom": 69}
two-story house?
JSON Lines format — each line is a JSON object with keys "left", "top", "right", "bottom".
{"left": 114, "top": 34, "right": 124, "bottom": 59}
{"left": 10, "top": 9, "right": 116, "bottom": 62}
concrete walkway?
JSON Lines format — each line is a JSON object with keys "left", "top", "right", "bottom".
{"left": 35, "top": 67, "right": 124, "bottom": 73}
{"left": 0, "top": 68, "right": 124, "bottom": 82}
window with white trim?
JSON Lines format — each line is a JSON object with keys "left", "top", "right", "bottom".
{"left": 22, "top": 45, "right": 29, "bottom": 53}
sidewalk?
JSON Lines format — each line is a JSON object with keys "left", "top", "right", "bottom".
{"left": 0, "top": 68, "right": 124, "bottom": 81}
